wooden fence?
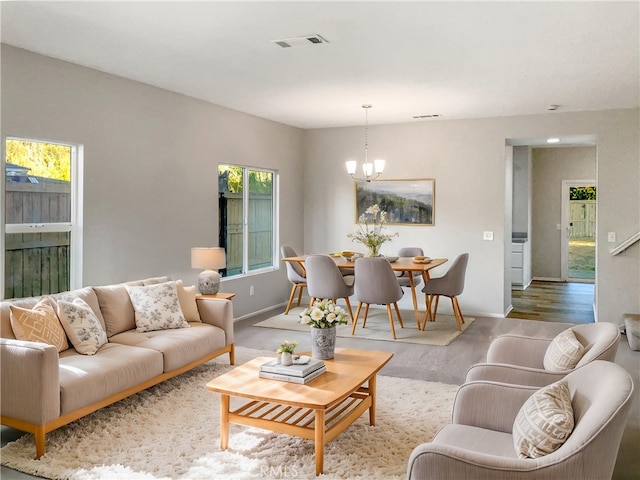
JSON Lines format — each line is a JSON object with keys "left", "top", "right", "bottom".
{"left": 4, "top": 178, "right": 71, "bottom": 298}
{"left": 569, "top": 200, "right": 596, "bottom": 238}
{"left": 219, "top": 192, "right": 273, "bottom": 276}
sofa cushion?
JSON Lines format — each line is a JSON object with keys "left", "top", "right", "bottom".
{"left": 126, "top": 282, "right": 189, "bottom": 333}
{"left": 93, "top": 281, "right": 145, "bottom": 337}
{"left": 50, "top": 287, "right": 106, "bottom": 331}
{"left": 9, "top": 298, "right": 69, "bottom": 353}
{"left": 512, "top": 380, "right": 574, "bottom": 458}
{"left": 57, "top": 298, "right": 108, "bottom": 355}
{"left": 58, "top": 343, "right": 164, "bottom": 414}
{"left": 109, "top": 322, "right": 225, "bottom": 371}
{"left": 432, "top": 424, "right": 517, "bottom": 458}
{"left": 543, "top": 328, "right": 585, "bottom": 372}
{"left": 176, "top": 280, "right": 201, "bottom": 322}
{"left": 142, "top": 276, "right": 171, "bottom": 285}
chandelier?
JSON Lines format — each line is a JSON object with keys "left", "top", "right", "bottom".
{"left": 345, "top": 104, "right": 385, "bottom": 182}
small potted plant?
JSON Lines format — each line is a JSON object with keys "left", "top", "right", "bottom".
{"left": 276, "top": 340, "right": 298, "bottom": 366}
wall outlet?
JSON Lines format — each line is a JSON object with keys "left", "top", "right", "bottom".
{"left": 249, "top": 285, "right": 255, "bottom": 296}
{"left": 608, "top": 232, "right": 616, "bottom": 243}
{"left": 483, "top": 231, "right": 494, "bottom": 241}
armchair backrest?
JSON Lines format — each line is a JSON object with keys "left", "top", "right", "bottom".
{"left": 572, "top": 322, "right": 620, "bottom": 367}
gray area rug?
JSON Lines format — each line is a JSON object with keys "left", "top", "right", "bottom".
{"left": 255, "top": 306, "right": 475, "bottom": 346}
{"left": 1, "top": 347, "right": 458, "bottom": 480}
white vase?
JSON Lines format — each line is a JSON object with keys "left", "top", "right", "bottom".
{"left": 310, "top": 326, "right": 337, "bottom": 359}
{"left": 280, "top": 351, "right": 293, "bottom": 366}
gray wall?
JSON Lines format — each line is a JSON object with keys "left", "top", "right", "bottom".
{"left": 304, "top": 112, "right": 639, "bottom": 324}
{"left": 531, "top": 147, "right": 596, "bottom": 280}
{"left": 2, "top": 45, "right": 639, "bottom": 325}
{"left": 0, "top": 45, "right": 305, "bottom": 318}
{"left": 512, "top": 146, "right": 530, "bottom": 235}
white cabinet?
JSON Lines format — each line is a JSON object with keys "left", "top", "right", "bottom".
{"left": 511, "top": 241, "right": 531, "bottom": 289}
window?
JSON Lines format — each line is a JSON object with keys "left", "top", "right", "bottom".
{"left": 3, "top": 138, "right": 83, "bottom": 299}
{"left": 218, "top": 165, "right": 278, "bottom": 277}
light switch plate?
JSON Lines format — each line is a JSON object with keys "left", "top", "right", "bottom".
{"left": 608, "top": 232, "right": 616, "bottom": 242}
{"left": 483, "top": 231, "right": 494, "bottom": 241}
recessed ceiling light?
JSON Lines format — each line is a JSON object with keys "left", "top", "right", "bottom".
{"left": 412, "top": 114, "right": 441, "bottom": 119}
{"left": 547, "top": 104, "right": 559, "bottom": 111}
{"left": 271, "top": 34, "right": 329, "bottom": 48}
{"left": 547, "top": 137, "right": 561, "bottom": 144}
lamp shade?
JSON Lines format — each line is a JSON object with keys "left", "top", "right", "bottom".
{"left": 191, "top": 247, "right": 226, "bottom": 270}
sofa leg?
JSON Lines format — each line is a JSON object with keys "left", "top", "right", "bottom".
{"left": 35, "top": 425, "right": 45, "bottom": 459}
{"left": 229, "top": 344, "right": 235, "bottom": 365}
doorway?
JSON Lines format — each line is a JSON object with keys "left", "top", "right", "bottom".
{"left": 562, "top": 180, "right": 596, "bottom": 282}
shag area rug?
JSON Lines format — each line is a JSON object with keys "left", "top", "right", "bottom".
{"left": 255, "top": 306, "right": 475, "bottom": 346}
{"left": 1, "top": 347, "right": 458, "bottom": 480}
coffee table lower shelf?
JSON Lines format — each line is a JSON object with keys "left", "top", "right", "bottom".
{"left": 220, "top": 386, "right": 373, "bottom": 475}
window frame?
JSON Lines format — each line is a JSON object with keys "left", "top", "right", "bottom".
{"left": 2, "top": 137, "right": 83, "bottom": 299}
{"left": 218, "top": 163, "right": 279, "bottom": 279}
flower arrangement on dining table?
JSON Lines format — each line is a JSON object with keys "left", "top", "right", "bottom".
{"left": 300, "top": 299, "right": 349, "bottom": 329}
{"left": 347, "top": 204, "right": 398, "bottom": 257}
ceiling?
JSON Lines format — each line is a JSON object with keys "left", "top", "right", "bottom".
{"left": 1, "top": 1, "right": 638, "bottom": 129}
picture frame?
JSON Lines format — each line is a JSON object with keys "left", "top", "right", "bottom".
{"left": 355, "top": 178, "right": 435, "bottom": 226}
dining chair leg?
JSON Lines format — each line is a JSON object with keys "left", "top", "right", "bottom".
{"left": 362, "top": 304, "right": 371, "bottom": 328}
{"left": 432, "top": 295, "right": 440, "bottom": 321}
{"left": 393, "top": 302, "right": 403, "bottom": 328}
{"left": 296, "top": 284, "right": 304, "bottom": 307}
{"left": 387, "top": 304, "right": 397, "bottom": 339}
{"left": 285, "top": 285, "right": 298, "bottom": 314}
{"left": 351, "top": 302, "right": 364, "bottom": 335}
{"left": 452, "top": 296, "right": 464, "bottom": 331}
{"left": 408, "top": 274, "right": 420, "bottom": 329}
{"left": 344, "top": 297, "right": 354, "bottom": 321}
{"left": 309, "top": 297, "right": 316, "bottom": 309}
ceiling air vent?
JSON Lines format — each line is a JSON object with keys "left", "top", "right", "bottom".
{"left": 412, "top": 114, "right": 441, "bottom": 119}
{"left": 271, "top": 34, "right": 329, "bottom": 48}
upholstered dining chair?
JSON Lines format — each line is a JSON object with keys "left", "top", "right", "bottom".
{"left": 465, "top": 322, "right": 620, "bottom": 387}
{"left": 352, "top": 257, "right": 404, "bottom": 339}
{"left": 395, "top": 247, "right": 424, "bottom": 287}
{"left": 281, "top": 245, "right": 307, "bottom": 315}
{"left": 407, "top": 360, "right": 635, "bottom": 480}
{"left": 421, "top": 253, "right": 469, "bottom": 331}
{"left": 305, "top": 255, "right": 355, "bottom": 321}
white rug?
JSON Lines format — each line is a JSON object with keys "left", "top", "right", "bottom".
{"left": 255, "top": 306, "right": 474, "bottom": 346}
{"left": 1, "top": 347, "right": 458, "bottom": 480}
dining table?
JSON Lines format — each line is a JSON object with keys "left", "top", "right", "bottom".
{"left": 282, "top": 254, "right": 448, "bottom": 329}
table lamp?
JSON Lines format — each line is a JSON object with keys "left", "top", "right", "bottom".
{"left": 191, "top": 247, "right": 226, "bottom": 294}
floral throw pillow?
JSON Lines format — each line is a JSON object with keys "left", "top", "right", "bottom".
{"left": 126, "top": 281, "right": 190, "bottom": 333}
{"left": 57, "top": 298, "right": 108, "bottom": 355}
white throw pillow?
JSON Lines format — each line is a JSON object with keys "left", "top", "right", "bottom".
{"left": 126, "top": 281, "right": 190, "bottom": 333}
{"left": 10, "top": 298, "right": 69, "bottom": 353}
{"left": 57, "top": 298, "right": 108, "bottom": 355}
{"left": 176, "top": 280, "right": 201, "bottom": 322}
{"left": 513, "top": 380, "right": 574, "bottom": 458}
{"left": 543, "top": 328, "right": 585, "bottom": 372}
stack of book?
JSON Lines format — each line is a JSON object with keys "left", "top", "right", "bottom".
{"left": 259, "top": 357, "right": 326, "bottom": 384}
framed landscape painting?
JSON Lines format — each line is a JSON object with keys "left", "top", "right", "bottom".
{"left": 355, "top": 178, "right": 435, "bottom": 226}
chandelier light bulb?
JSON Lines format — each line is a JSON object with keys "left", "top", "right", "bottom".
{"left": 345, "top": 104, "right": 385, "bottom": 182}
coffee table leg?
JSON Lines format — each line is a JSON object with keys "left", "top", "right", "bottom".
{"left": 315, "top": 409, "right": 325, "bottom": 475}
{"left": 369, "top": 375, "right": 377, "bottom": 426}
{"left": 220, "top": 394, "right": 230, "bottom": 450}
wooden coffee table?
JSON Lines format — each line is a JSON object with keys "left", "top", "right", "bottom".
{"left": 206, "top": 348, "right": 393, "bottom": 475}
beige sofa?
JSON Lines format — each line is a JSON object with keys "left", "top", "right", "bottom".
{"left": 0, "top": 277, "right": 234, "bottom": 458}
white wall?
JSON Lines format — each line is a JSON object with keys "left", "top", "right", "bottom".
{"left": 1, "top": 45, "right": 305, "bottom": 318}
{"left": 304, "top": 110, "right": 640, "bottom": 324}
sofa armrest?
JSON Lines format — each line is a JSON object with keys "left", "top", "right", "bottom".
{"left": 196, "top": 298, "right": 234, "bottom": 346}
{"left": 486, "top": 334, "right": 551, "bottom": 367}
{"left": 452, "top": 381, "right": 538, "bottom": 433}
{"left": 465, "top": 363, "right": 569, "bottom": 387}
{"left": 0, "top": 338, "right": 60, "bottom": 424}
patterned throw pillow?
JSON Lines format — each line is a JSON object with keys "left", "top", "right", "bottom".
{"left": 9, "top": 298, "right": 69, "bottom": 353}
{"left": 543, "top": 328, "right": 585, "bottom": 372}
{"left": 513, "top": 380, "right": 574, "bottom": 458}
{"left": 176, "top": 280, "right": 201, "bottom": 322}
{"left": 57, "top": 298, "right": 108, "bottom": 355}
{"left": 126, "top": 281, "right": 190, "bottom": 333}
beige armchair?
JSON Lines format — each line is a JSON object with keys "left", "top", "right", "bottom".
{"left": 465, "top": 323, "right": 620, "bottom": 387}
{"left": 407, "top": 360, "right": 634, "bottom": 480}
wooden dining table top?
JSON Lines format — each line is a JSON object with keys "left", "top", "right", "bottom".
{"left": 282, "top": 254, "right": 447, "bottom": 273}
